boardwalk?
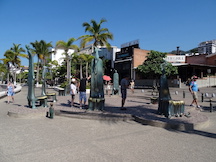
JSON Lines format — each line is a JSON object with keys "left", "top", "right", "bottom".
{"left": 0, "top": 86, "right": 216, "bottom": 162}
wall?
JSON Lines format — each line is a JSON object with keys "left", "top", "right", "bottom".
{"left": 206, "top": 54, "right": 216, "bottom": 65}
{"left": 133, "top": 49, "right": 149, "bottom": 68}
{"left": 186, "top": 54, "right": 207, "bottom": 64}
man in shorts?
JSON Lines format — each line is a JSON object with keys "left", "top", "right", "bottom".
{"left": 78, "top": 74, "right": 90, "bottom": 109}
{"left": 189, "top": 76, "right": 201, "bottom": 109}
{"left": 120, "top": 75, "right": 129, "bottom": 110}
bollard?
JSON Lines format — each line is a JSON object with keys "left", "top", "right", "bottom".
{"left": 183, "top": 90, "right": 185, "bottom": 98}
{"left": 201, "top": 93, "right": 204, "bottom": 102}
{"left": 49, "top": 103, "right": 54, "bottom": 119}
{"left": 210, "top": 99, "right": 213, "bottom": 112}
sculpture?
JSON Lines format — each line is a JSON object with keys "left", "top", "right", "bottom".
{"left": 112, "top": 70, "right": 119, "bottom": 95}
{"left": 88, "top": 47, "right": 105, "bottom": 110}
{"left": 26, "top": 46, "right": 37, "bottom": 109}
{"left": 41, "top": 66, "right": 48, "bottom": 96}
{"left": 158, "top": 62, "right": 184, "bottom": 118}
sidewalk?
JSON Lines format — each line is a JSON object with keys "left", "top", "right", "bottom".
{"left": 4, "top": 86, "right": 216, "bottom": 131}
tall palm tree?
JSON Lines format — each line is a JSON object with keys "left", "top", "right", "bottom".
{"left": 56, "top": 38, "right": 79, "bottom": 84}
{"left": 81, "top": 53, "right": 94, "bottom": 78}
{"left": 30, "top": 40, "right": 53, "bottom": 87}
{"left": 3, "top": 44, "right": 27, "bottom": 83}
{"left": 0, "top": 61, "right": 7, "bottom": 83}
{"left": 79, "top": 18, "right": 113, "bottom": 48}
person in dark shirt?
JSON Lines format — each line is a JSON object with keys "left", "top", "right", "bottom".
{"left": 120, "top": 75, "right": 129, "bottom": 110}
{"left": 78, "top": 74, "right": 90, "bottom": 109}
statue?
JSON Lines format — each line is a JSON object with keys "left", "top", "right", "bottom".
{"left": 112, "top": 70, "right": 119, "bottom": 95}
{"left": 88, "top": 47, "right": 105, "bottom": 110}
{"left": 26, "top": 46, "right": 37, "bottom": 109}
{"left": 158, "top": 61, "right": 184, "bottom": 118}
{"left": 41, "top": 66, "right": 48, "bottom": 96}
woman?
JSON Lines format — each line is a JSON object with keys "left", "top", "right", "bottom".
{"left": 6, "top": 82, "right": 15, "bottom": 104}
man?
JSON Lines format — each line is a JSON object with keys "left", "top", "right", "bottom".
{"left": 120, "top": 75, "right": 129, "bottom": 110}
{"left": 189, "top": 76, "right": 201, "bottom": 109}
{"left": 78, "top": 74, "right": 90, "bottom": 109}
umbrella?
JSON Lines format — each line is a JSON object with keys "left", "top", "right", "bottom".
{"left": 103, "top": 75, "right": 111, "bottom": 81}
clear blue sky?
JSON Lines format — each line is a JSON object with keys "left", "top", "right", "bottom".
{"left": 0, "top": 0, "right": 215, "bottom": 66}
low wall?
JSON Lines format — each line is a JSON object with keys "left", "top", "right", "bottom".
{"left": 135, "top": 79, "right": 181, "bottom": 88}
{"left": 0, "top": 84, "right": 22, "bottom": 98}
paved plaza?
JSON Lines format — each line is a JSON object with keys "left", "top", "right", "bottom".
{"left": 0, "top": 86, "right": 216, "bottom": 162}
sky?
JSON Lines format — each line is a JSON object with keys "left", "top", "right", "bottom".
{"left": 0, "top": 0, "right": 215, "bottom": 66}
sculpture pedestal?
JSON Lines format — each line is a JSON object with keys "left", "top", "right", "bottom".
{"left": 158, "top": 100, "right": 185, "bottom": 118}
{"left": 88, "top": 97, "right": 105, "bottom": 111}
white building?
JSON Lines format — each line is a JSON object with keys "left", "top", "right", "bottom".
{"left": 78, "top": 44, "right": 120, "bottom": 68}
{"left": 198, "top": 40, "right": 216, "bottom": 54}
{"left": 51, "top": 48, "right": 75, "bottom": 65}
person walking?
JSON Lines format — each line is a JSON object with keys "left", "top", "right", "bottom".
{"left": 6, "top": 81, "right": 15, "bottom": 104}
{"left": 70, "top": 78, "right": 77, "bottom": 107}
{"left": 120, "top": 75, "right": 129, "bottom": 110}
{"left": 78, "top": 74, "right": 90, "bottom": 109}
{"left": 189, "top": 76, "right": 201, "bottom": 109}
{"left": 130, "top": 80, "right": 135, "bottom": 93}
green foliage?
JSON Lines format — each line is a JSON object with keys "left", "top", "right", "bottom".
{"left": 137, "top": 50, "right": 178, "bottom": 78}
{"left": 79, "top": 18, "right": 113, "bottom": 48}
{"left": 60, "top": 81, "right": 68, "bottom": 88}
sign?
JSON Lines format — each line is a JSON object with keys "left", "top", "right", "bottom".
{"left": 164, "top": 55, "right": 185, "bottom": 63}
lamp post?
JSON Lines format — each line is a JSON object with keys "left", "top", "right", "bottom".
{"left": 207, "top": 69, "right": 211, "bottom": 87}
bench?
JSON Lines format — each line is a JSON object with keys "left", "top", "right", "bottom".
{"left": 46, "top": 92, "right": 57, "bottom": 102}
{"left": 36, "top": 96, "right": 48, "bottom": 108}
{"left": 158, "top": 99, "right": 185, "bottom": 118}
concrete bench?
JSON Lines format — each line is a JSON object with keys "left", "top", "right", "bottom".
{"left": 46, "top": 92, "right": 57, "bottom": 102}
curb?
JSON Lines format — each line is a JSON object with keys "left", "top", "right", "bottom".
{"left": 55, "top": 110, "right": 134, "bottom": 121}
{"left": 133, "top": 115, "right": 210, "bottom": 131}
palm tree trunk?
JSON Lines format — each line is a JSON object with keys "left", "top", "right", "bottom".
{"left": 80, "top": 62, "right": 83, "bottom": 79}
{"left": 36, "top": 59, "right": 40, "bottom": 87}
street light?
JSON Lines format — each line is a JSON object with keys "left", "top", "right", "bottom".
{"left": 207, "top": 69, "right": 211, "bottom": 87}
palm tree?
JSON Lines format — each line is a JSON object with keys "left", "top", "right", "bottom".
{"left": 55, "top": 38, "right": 79, "bottom": 84}
{"left": 3, "top": 44, "right": 27, "bottom": 84}
{"left": 0, "top": 61, "right": 7, "bottom": 83}
{"left": 81, "top": 53, "right": 94, "bottom": 78}
{"left": 30, "top": 40, "right": 53, "bottom": 87}
{"left": 79, "top": 18, "right": 113, "bottom": 48}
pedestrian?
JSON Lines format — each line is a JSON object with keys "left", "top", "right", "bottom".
{"left": 120, "top": 75, "right": 129, "bottom": 110}
{"left": 6, "top": 81, "right": 15, "bottom": 104}
{"left": 106, "top": 81, "right": 112, "bottom": 96}
{"left": 130, "top": 80, "right": 135, "bottom": 93}
{"left": 189, "top": 76, "right": 201, "bottom": 109}
{"left": 78, "top": 74, "right": 90, "bottom": 109}
{"left": 70, "top": 78, "right": 77, "bottom": 107}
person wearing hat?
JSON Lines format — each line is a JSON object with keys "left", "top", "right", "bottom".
{"left": 189, "top": 76, "right": 201, "bottom": 109}
{"left": 70, "top": 78, "right": 77, "bottom": 107}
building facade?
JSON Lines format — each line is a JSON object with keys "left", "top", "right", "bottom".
{"left": 198, "top": 40, "right": 216, "bottom": 54}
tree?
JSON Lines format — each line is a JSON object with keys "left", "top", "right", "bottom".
{"left": 0, "top": 61, "right": 7, "bottom": 83}
{"left": 56, "top": 38, "right": 78, "bottom": 84}
{"left": 30, "top": 40, "right": 53, "bottom": 86}
{"left": 3, "top": 44, "right": 27, "bottom": 83}
{"left": 137, "top": 50, "right": 178, "bottom": 79}
{"left": 79, "top": 18, "right": 113, "bottom": 48}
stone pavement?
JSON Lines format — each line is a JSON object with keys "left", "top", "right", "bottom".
{"left": 4, "top": 85, "right": 216, "bottom": 131}
{"left": 0, "top": 86, "right": 216, "bottom": 162}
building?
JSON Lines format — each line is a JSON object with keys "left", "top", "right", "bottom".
{"left": 78, "top": 44, "right": 120, "bottom": 69}
{"left": 198, "top": 40, "right": 216, "bottom": 54}
{"left": 51, "top": 48, "right": 75, "bottom": 65}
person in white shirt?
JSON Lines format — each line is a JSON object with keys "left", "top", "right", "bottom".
{"left": 70, "top": 78, "right": 77, "bottom": 107}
